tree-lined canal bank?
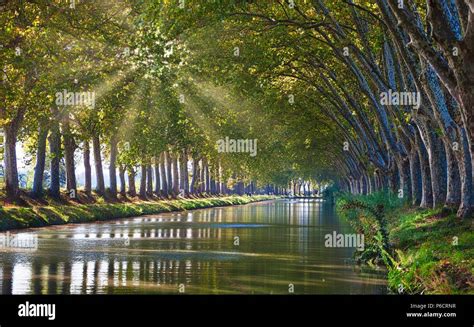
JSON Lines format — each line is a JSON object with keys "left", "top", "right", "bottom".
{"left": 0, "top": 196, "right": 276, "bottom": 232}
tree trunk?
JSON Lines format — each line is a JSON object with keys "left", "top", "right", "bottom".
{"left": 218, "top": 161, "right": 223, "bottom": 194}
{"left": 154, "top": 157, "right": 161, "bottom": 196}
{"left": 32, "top": 125, "right": 49, "bottom": 198}
{"left": 454, "top": 127, "right": 473, "bottom": 218}
{"left": 182, "top": 149, "right": 189, "bottom": 196}
{"left": 237, "top": 181, "right": 244, "bottom": 195}
{"left": 62, "top": 121, "right": 77, "bottom": 195}
{"left": 92, "top": 135, "right": 105, "bottom": 195}
{"left": 139, "top": 164, "right": 147, "bottom": 198}
{"left": 127, "top": 167, "right": 136, "bottom": 197}
{"left": 396, "top": 157, "right": 411, "bottom": 202}
{"left": 190, "top": 157, "right": 198, "bottom": 195}
{"left": 49, "top": 119, "right": 61, "bottom": 198}
{"left": 4, "top": 125, "right": 19, "bottom": 198}
{"left": 179, "top": 149, "right": 186, "bottom": 196}
{"left": 199, "top": 159, "right": 205, "bottom": 194}
{"left": 179, "top": 152, "right": 184, "bottom": 191}
{"left": 159, "top": 152, "right": 168, "bottom": 197}
{"left": 418, "top": 121, "right": 445, "bottom": 208}
{"left": 409, "top": 145, "right": 421, "bottom": 206}
{"left": 367, "top": 174, "right": 375, "bottom": 194}
{"left": 165, "top": 151, "right": 173, "bottom": 196}
{"left": 119, "top": 164, "right": 126, "bottom": 196}
{"left": 83, "top": 141, "right": 92, "bottom": 196}
{"left": 415, "top": 130, "right": 433, "bottom": 208}
{"left": 211, "top": 165, "right": 217, "bottom": 194}
{"left": 443, "top": 138, "right": 461, "bottom": 208}
{"left": 109, "top": 135, "right": 118, "bottom": 198}
{"left": 172, "top": 152, "right": 179, "bottom": 196}
{"left": 204, "top": 159, "right": 210, "bottom": 193}
{"left": 430, "top": 133, "right": 447, "bottom": 208}
{"left": 147, "top": 165, "right": 153, "bottom": 195}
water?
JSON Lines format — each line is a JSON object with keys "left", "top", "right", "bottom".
{"left": 0, "top": 199, "right": 387, "bottom": 294}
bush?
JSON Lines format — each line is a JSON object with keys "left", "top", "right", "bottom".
{"left": 336, "top": 191, "right": 403, "bottom": 265}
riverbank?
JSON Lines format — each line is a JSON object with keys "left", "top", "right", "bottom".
{"left": 337, "top": 192, "right": 474, "bottom": 294}
{"left": 0, "top": 195, "right": 277, "bottom": 232}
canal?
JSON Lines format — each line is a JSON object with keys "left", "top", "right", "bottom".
{"left": 0, "top": 199, "right": 386, "bottom": 294}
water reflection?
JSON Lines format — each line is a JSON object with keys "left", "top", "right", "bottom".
{"left": 0, "top": 199, "right": 386, "bottom": 294}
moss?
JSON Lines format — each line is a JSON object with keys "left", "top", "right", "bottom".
{"left": 0, "top": 195, "right": 276, "bottom": 232}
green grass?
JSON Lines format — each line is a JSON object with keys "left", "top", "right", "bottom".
{"left": 337, "top": 192, "right": 474, "bottom": 294}
{"left": 0, "top": 195, "right": 277, "bottom": 231}
{"left": 388, "top": 207, "right": 474, "bottom": 294}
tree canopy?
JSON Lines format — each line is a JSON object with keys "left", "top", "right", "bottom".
{"left": 1, "top": 0, "right": 473, "bottom": 217}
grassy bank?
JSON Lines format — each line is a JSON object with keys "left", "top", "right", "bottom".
{"left": 0, "top": 195, "right": 277, "bottom": 232}
{"left": 337, "top": 192, "right": 474, "bottom": 294}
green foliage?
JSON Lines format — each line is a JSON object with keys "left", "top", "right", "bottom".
{"left": 337, "top": 193, "right": 474, "bottom": 294}
{"left": 337, "top": 191, "right": 402, "bottom": 262}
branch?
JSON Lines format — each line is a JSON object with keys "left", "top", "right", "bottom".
{"left": 385, "top": 0, "right": 460, "bottom": 102}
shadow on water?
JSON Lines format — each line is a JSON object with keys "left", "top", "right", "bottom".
{"left": 0, "top": 199, "right": 387, "bottom": 294}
